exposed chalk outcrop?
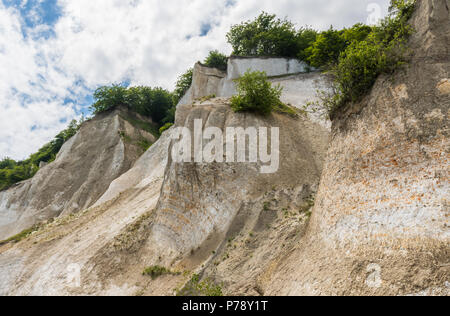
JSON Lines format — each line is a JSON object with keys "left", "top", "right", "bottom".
{"left": 178, "top": 57, "right": 329, "bottom": 129}
{"left": 0, "top": 0, "right": 447, "bottom": 297}
{"left": 0, "top": 108, "right": 156, "bottom": 241}
{"left": 266, "top": 0, "right": 450, "bottom": 296}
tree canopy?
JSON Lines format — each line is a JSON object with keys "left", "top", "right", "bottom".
{"left": 226, "top": 12, "right": 301, "bottom": 57}
{"left": 204, "top": 50, "right": 228, "bottom": 71}
{"left": 90, "top": 85, "right": 174, "bottom": 126}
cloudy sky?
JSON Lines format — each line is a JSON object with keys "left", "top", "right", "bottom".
{"left": 0, "top": 0, "right": 390, "bottom": 160}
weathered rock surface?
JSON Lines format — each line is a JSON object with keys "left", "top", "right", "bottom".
{"left": 178, "top": 57, "right": 329, "bottom": 129}
{"left": 0, "top": 0, "right": 447, "bottom": 297}
{"left": 0, "top": 107, "right": 156, "bottom": 241}
{"left": 265, "top": 0, "right": 450, "bottom": 296}
{"left": 0, "top": 126, "right": 170, "bottom": 295}
{"left": 0, "top": 98, "right": 329, "bottom": 295}
{"left": 149, "top": 99, "right": 329, "bottom": 262}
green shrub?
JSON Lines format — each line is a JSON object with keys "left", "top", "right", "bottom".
{"left": 91, "top": 84, "right": 127, "bottom": 114}
{"left": 296, "top": 27, "right": 319, "bottom": 61}
{"left": 204, "top": 50, "right": 228, "bottom": 71}
{"left": 322, "top": 0, "right": 416, "bottom": 118}
{"left": 159, "top": 123, "right": 174, "bottom": 134}
{"left": 90, "top": 85, "right": 174, "bottom": 126}
{"left": 342, "top": 23, "right": 373, "bottom": 43}
{"left": 305, "top": 27, "right": 347, "bottom": 68}
{"left": 231, "top": 71, "right": 283, "bottom": 115}
{"left": 304, "top": 23, "right": 373, "bottom": 69}
{"left": 142, "top": 266, "right": 177, "bottom": 280}
{"left": 173, "top": 68, "right": 194, "bottom": 105}
{"left": 176, "top": 274, "right": 223, "bottom": 297}
{"left": 226, "top": 12, "right": 300, "bottom": 57}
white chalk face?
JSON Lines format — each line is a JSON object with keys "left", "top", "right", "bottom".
{"left": 171, "top": 119, "right": 280, "bottom": 174}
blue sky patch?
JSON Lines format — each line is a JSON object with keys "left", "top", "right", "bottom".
{"left": 200, "top": 22, "right": 212, "bottom": 37}
{"left": 2, "top": 0, "right": 62, "bottom": 38}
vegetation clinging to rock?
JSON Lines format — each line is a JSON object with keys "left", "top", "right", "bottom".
{"left": 176, "top": 274, "right": 223, "bottom": 297}
{"left": 142, "top": 266, "right": 179, "bottom": 280}
{"left": 0, "top": 118, "right": 83, "bottom": 192}
{"left": 231, "top": 70, "right": 283, "bottom": 115}
{"left": 321, "top": 0, "right": 416, "bottom": 118}
{"left": 159, "top": 123, "right": 174, "bottom": 134}
{"left": 91, "top": 85, "right": 174, "bottom": 126}
{"left": 203, "top": 50, "right": 228, "bottom": 71}
{"left": 172, "top": 68, "right": 194, "bottom": 105}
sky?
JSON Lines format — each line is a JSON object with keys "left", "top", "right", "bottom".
{"left": 0, "top": 0, "right": 390, "bottom": 160}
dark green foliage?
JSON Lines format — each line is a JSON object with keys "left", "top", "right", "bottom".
{"left": 342, "top": 23, "right": 373, "bottom": 43}
{"left": 305, "top": 27, "right": 347, "bottom": 68}
{"left": 204, "top": 50, "right": 228, "bottom": 71}
{"left": 173, "top": 68, "right": 194, "bottom": 105}
{"left": 91, "top": 84, "right": 127, "bottom": 114}
{"left": 296, "top": 27, "right": 319, "bottom": 61}
{"left": 90, "top": 85, "right": 174, "bottom": 126}
{"left": 302, "top": 23, "right": 372, "bottom": 69}
{"left": 226, "top": 12, "right": 300, "bottom": 57}
{"left": 323, "top": 0, "right": 416, "bottom": 118}
{"left": 230, "top": 71, "right": 283, "bottom": 115}
{"left": 162, "top": 105, "right": 176, "bottom": 125}
{"left": 0, "top": 119, "right": 83, "bottom": 191}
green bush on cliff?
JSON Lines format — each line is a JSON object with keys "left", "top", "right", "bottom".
{"left": 226, "top": 12, "right": 300, "bottom": 57}
{"left": 90, "top": 85, "right": 174, "bottom": 126}
{"left": 173, "top": 68, "right": 194, "bottom": 105}
{"left": 305, "top": 23, "right": 372, "bottom": 69}
{"left": 305, "top": 27, "right": 348, "bottom": 69}
{"left": 322, "top": 0, "right": 416, "bottom": 118}
{"left": 159, "top": 123, "right": 174, "bottom": 134}
{"left": 204, "top": 50, "right": 228, "bottom": 71}
{"left": 231, "top": 70, "right": 283, "bottom": 115}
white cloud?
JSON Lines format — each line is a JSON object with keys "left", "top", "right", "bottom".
{"left": 0, "top": 0, "right": 390, "bottom": 160}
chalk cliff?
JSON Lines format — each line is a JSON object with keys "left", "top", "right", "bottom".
{"left": 265, "top": 0, "right": 450, "bottom": 296}
{"left": 0, "top": 108, "right": 156, "bottom": 241}
{"left": 0, "top": 0, "right": 448, "bottom": 296}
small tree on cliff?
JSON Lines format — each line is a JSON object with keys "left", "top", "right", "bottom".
{"left": 230, "top": 71, "right": 283, "bottom": 115}
{"left": 204, "top": 50, "right": 228, "bottom": 71}
{"left": 226, "top": 12, "right": 300, "bottom": 57}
